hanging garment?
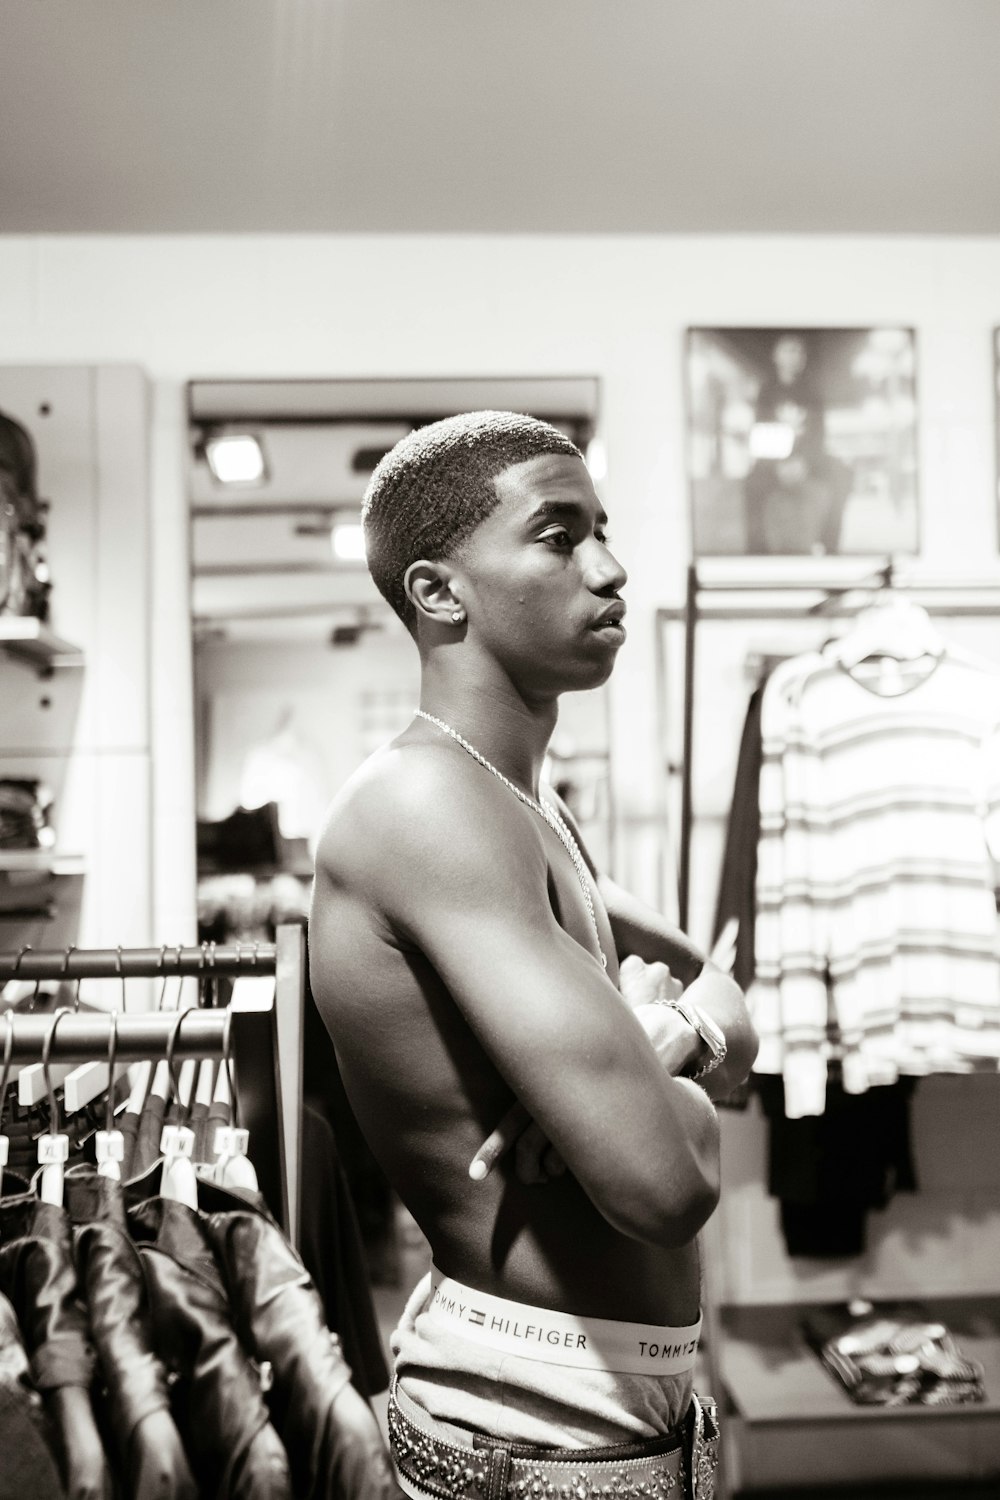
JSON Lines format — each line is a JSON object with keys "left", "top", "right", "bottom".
{"left": 197, "top": 1174, "right": 399, "bottom": 1500}
{"left": 118, "top": 1105, "right": 142, "bottom": 1181}
{"left": 712, "top": 682, "right": 766, "bottom": 994}
{"left": 1, "top": 1099, "right": 51, "bottom": 1181}
{"left": 65, "top": 1166, "right": 196, "bottom": 1500}
{"left": 301, "top": 982, "right": 391, "bottom": 1396}
{"left": 756, "top": 1074, "right": 917, "bottom": 1257}
{"left": 187, "top": 1097, "right": 210, "bottom": 1163}
{"left": 298, "top": 1103, "right": 390, "bottom": 1400}
{"left": 130, "top": 1087, "right": 168, "bottom": 1180}
{"left": 127, "top": 1187, "right": 292, "bottom": 1500}
{"left": 752, "top": 650, "right": 1000, "bottom": 1117}
{"left": 0, "top": 1288, "right": 64, "bottom": 1500}
{"left": 0, "top": 1191, "right": 110, "bottom": 1500}
{"left": 1, "top": 1169, "right": 30, "bottom": 1199}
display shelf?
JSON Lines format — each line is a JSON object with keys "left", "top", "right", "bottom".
{"left": 0, "top": 616, "right": 84, "bottom": 670}
{"left": 718, "top": 1298, "right": 1000, "bottom": 1424}
{"left": 0, "top": 851, "right": 86, "bottom": 876}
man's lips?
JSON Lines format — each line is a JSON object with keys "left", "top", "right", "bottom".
{"left": 591, "top": 602, "right": 626, "bottom": 629}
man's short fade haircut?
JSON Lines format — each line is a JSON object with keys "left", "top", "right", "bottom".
{"left": 362, "top": 409, "right": 581, "bottom": 632}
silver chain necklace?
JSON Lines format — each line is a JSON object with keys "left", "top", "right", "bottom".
{"left": 415, "top": 709, "right": 607, "bottom": 968}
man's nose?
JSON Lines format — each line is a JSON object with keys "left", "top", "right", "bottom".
{"left": 586, "top": 540, "right": 627, "bottom": 594}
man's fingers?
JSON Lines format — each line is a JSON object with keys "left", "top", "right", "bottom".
{"left": 619, "top": 957, "right": 682, "bottom": 1009}
{"left": 515, "top": 1121, "right": 551, "bottom": 1185}
{"left": 468, "top": 1101, "right": 532, "bottom": 1181}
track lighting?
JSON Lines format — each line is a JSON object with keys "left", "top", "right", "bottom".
{"left": 204, "top": 432, "right": 267, "bottom": 485}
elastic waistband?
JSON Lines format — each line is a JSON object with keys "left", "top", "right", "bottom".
{"left": 425, "top": 1267, "right": 701, "bottom": 1375}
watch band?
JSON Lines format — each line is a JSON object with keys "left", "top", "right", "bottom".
{"left": 659, "top": 996, "right": 727, "bottom": 1082}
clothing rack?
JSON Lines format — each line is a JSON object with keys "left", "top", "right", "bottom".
{"left": 657, "top": 562, "right": 1000, "bottom": 1497}
{"left": 0, "top": 925, "right": 306, "bottom": 1245}
{"left": 658, "top": 561, "right": 1000, "bottom": 929}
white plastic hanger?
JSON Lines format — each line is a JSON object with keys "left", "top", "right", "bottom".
{"left": 57, "top": 948, "right": 111, "bottom": 1117}
{"left": 828, "top": 591, "right": 944, "bottom": 669}
{"left": 207, "top": 1009, "right": 257, "bottom": 1192}
{"left": 38, "top": 1008, "right": 72, "bottom": 1207}
{"left": 95, "top": 1011, "right": 125, "bottom": 1182}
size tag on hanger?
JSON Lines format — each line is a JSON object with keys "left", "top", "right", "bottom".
{"left": 160, "top": 1124, "right": 195, "bottom": 1159}
{"left": 96, "top": 1128, "right": 125, "bottom": 1181}
{"left": 213, "top": 1125, "right": 249, "bottom": 1160}
{"left": 37, "top": 1133, "right": 69, "bottom": 1165}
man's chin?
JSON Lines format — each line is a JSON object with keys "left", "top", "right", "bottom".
{"left": 561, "top": 653, "right": 619, "bottom": 693}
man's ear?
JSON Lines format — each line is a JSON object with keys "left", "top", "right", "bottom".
{"left": 404, "top": 560, "right": 463, "bottom": 626}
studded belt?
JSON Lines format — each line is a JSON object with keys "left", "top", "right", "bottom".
{"left": 388, "top": 1381, "right": 720, "bottom": 1500}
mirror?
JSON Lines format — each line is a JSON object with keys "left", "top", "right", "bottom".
{"left": 186, "top": 377, "right": 613, "bottom": 943}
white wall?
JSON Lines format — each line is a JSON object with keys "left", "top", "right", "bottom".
{"left": 1, "top": 233, "right": 999, "bottom": 942}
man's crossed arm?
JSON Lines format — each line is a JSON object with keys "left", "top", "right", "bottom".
{"left": 469, "top": 871, "right": 757, "bottom": 1184}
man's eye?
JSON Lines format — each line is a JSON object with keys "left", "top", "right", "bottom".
{"left": 541, "top": 528, "right": 573, "bottom": 548}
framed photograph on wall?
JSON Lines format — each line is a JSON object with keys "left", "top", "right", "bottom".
{"left": 686, "top": 327, "right": 919, "bottom": 557}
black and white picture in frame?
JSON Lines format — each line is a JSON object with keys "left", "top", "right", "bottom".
{"left": 686, "top": 326, "right": 919, "bottom": 558}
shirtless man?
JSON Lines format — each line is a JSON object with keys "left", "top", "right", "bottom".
{"left": 310, "top": 412, "right": 757, "bottom": 1500}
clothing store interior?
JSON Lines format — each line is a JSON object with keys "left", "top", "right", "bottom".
{"left": 2, "top": 4, "right": 1000, "bottom": 1499}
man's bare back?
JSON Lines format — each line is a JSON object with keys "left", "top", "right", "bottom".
{"left": 309, "top": 730, "right": 702, "bottom": 1328}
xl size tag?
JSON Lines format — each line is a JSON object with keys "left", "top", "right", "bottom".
{"left": 37, "top": 1133, "right": 69, "bottom": 1165}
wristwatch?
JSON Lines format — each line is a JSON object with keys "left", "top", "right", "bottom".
{"left": 661, "top": 996, "right": 727, "bottom": 1082}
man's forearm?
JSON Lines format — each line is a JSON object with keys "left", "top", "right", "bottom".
{"left": 599, "top": 874, "right": 758, "bottom": 1097}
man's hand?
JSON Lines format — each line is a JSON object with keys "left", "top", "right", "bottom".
{"left": 468, "top": 957, "right": 701, "bottom": 1184}
{"left": 617, "top": 954, "right": 683, "bottom": 1009}
{"left": 468, "top": 1101, "right": 567, "bottom": 1185}
{"left": 619, "top": 955, "right": 702, "bottom": 1077}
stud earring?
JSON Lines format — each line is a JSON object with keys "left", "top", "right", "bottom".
{"left": 451, "top": 608, "right": 466, "bottom": 624}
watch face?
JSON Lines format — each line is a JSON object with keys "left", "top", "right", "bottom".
{"left": 695, "top": 1004, "right": 726, "bottom": 1056}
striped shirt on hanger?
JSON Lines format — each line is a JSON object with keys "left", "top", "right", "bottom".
{"left": 750, "top": 650, "right": 1000, "bottom": 1117}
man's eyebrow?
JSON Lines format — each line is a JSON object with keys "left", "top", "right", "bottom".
{"left": 524, "top": 499, "right": 609, "bottom": 528}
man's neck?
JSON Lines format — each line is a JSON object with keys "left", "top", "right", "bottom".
{"left": 418, "top": 667, "right": 557, "bottom": 802}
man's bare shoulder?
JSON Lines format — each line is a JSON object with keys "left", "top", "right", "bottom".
{"left": 314, "top": 735, "right": 546, "bottom": 901}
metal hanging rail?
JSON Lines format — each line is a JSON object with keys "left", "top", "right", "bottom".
{"left": 0, "top": 942, "right": 276, "bottom": 982}
{"left": 0, "top": 1006, "right": 227, "bottom": 1063}
{"left": 0, "top": 928, "right": 305, "bottom": 1246}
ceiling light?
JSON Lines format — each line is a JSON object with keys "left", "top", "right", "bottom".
{"left": 205, "top": 433, "right": 267, "bottom": 485}
{"left": 331, "top": 520, "right": 366, "bottom": 562}
{"left": 748, "top": 422, "right": 796, "bottom": 461}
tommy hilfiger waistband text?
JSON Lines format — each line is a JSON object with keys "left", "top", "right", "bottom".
{"left": 425, "top": 1269, "right": 701, "bottom": 1376}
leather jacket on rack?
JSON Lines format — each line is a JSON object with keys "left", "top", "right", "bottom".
{"left": 65, "top": 1166, "right": 197, "bottom": 1500}
{"left": 196, "top": 1175, "right": 401, "bottom": 1500}
{"left": 0, "top": 1287, "right": 64, "bottom": 1500}
{"left": 127, "top": 1186, "right": 292, "bottom": 1500}
{"left": 0, "top": 1191, "right": 110, "bottom": 1500}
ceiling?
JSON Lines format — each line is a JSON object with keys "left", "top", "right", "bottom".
{"left": 3, "top": 0, "right": 1000, "bottom": 234}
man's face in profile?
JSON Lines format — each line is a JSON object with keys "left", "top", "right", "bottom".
{"left": 453, "top": 452, "right": 627, "bottom": 696}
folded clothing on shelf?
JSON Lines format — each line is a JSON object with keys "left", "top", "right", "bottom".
{"left": 0, "top": 780, "right": 54, "bottom": 851}
{"left": 802, "top": 1301, "right": 986, "bottom": 1408}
